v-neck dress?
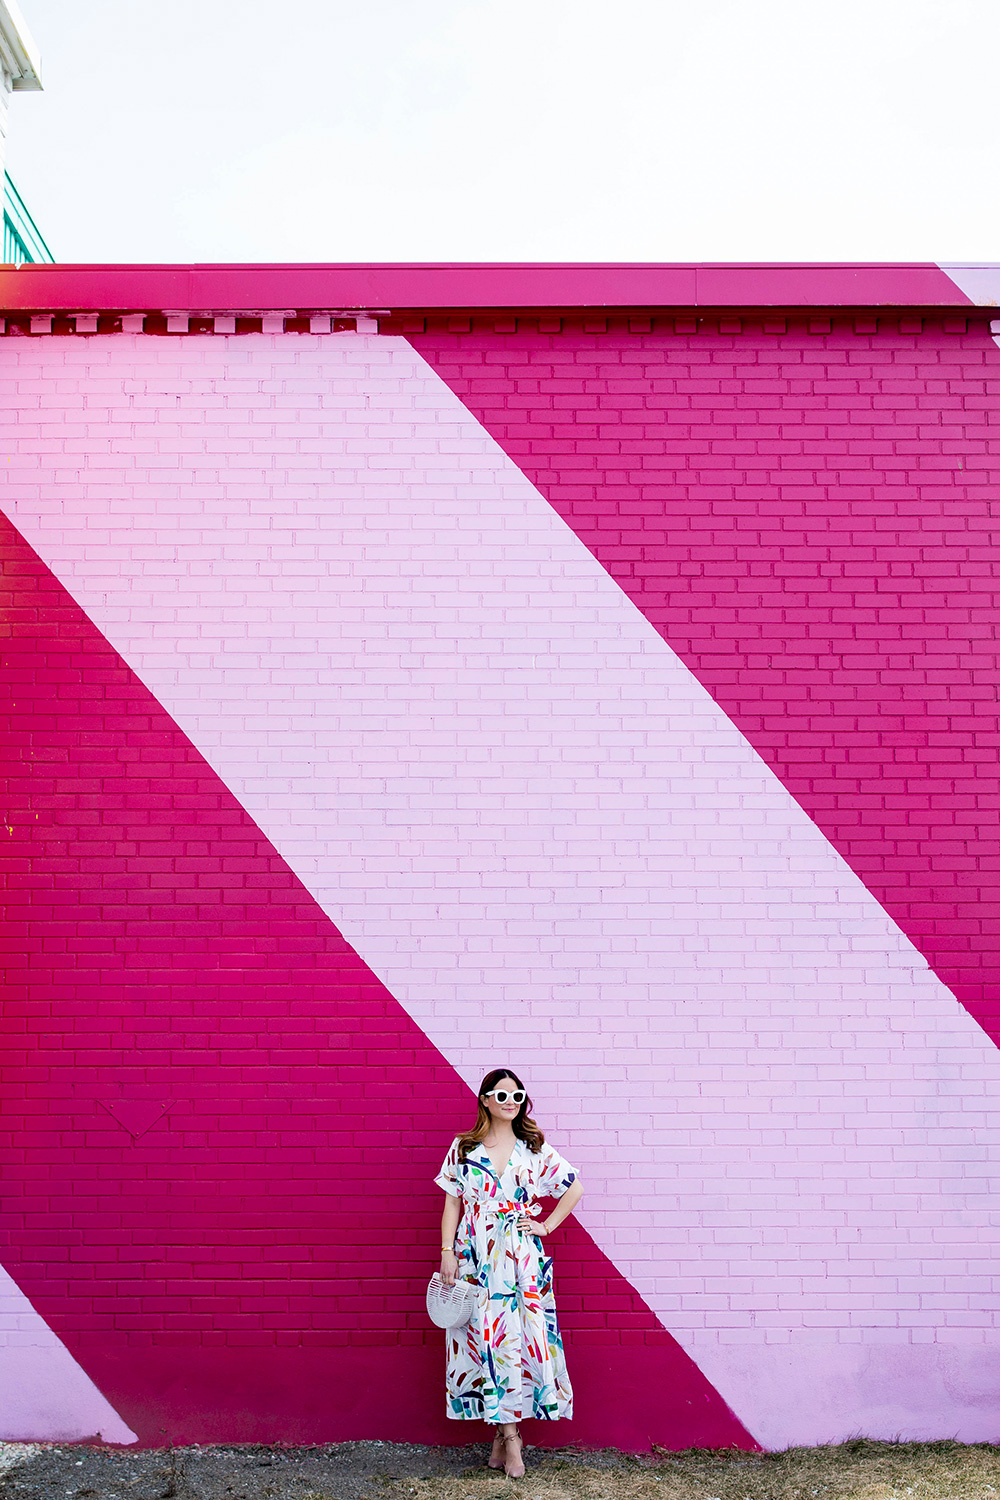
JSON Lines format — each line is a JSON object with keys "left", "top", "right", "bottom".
{"left": 435, "top": 1134, "right": 579, "bottom": 1422}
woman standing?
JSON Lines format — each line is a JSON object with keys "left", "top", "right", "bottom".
{"left": 436, "top": 1067, "right": 584, "bottom": 1478}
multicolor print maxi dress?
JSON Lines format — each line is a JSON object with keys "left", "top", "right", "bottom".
{"left": 435, "top": 1134, "right": 578, "bottom": 1422}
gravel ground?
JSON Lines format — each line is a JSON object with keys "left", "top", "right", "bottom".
{"left": 2, "top": 1438, "right": 1000, "bottom": 1500}
{"left": 1, "top": 1441, "right": 506, "bottom": 1500}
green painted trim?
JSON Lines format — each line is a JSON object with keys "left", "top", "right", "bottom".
{"left": 3, "top": 171, "right": 53, "bottom": 263}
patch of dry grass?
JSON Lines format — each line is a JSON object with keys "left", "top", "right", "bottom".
{"left": 341, "top": 1440, "right": 1000, "bottom": 1500}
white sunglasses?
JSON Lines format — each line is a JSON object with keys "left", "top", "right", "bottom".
{"left": 484, "top": 1088, "right": 526, "bottom": 1106}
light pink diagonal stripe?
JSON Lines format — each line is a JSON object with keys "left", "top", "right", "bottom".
{"left": 0, "top": 1265, "right": 136, "bottom": 1442}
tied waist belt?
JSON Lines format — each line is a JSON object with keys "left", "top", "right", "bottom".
{"left": 473, "top": 1200, "right": 539, "bottom": 1229}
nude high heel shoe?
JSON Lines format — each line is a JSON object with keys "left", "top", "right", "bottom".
{"left": 503, "top": 1427, "right": 525, "bottom": 1479}
{"left": 487, "top": 1426, "right": 506, "bottom": 1469}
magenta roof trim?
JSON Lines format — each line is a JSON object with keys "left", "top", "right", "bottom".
{"left": 0, "top": 262, "right": 989, "bottom": 313}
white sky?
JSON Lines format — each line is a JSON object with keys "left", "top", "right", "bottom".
{"left": 7, "top": 0, "right": 1000, "bottom": 264}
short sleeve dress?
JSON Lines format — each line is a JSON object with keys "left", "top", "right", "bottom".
{"left": 435, "top": 1134, "right": 578, "bottom": 1422}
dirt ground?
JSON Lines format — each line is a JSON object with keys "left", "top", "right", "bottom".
{"left": 2, "top": 1438, "right": 1000, "bottom": 1500}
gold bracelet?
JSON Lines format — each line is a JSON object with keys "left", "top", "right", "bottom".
{"left": 441, "top": 1246, "right": 454, "bottom": 1252}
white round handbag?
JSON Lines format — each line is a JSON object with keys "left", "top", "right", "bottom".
{"left": 426, "top": 1271, "right": 478, "bottom": 1330}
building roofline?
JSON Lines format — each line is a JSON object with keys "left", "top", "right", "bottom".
{"left": 0, "top": 0, "right": 41, "bottom": 89}
{"left": 0, "top": 262, "right": 996, "bottom": 314}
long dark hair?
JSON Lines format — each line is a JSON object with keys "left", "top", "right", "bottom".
{"left": 457, "top": 1067, "right": 545, "bottom": 1162}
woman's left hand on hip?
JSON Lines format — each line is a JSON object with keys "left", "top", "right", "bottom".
{"left": 517, "top": 1214, "right": 547, "bottom": 1235}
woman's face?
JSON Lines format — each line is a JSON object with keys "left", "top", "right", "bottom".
{"left": 481, "top": 1076, "right": 522, "bottom": 1127}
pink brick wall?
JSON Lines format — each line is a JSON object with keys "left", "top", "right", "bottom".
{"left": 0, "top": 507, "right": 744, "bottom": 1450}
{"left": 0, "top": 319, "right": 999, "bottom": 1450}
{"left": 414, "top": 317, "right": 1000, "bottom": 1038}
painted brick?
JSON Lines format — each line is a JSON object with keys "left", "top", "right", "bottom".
{"left": 414, "top": 319, "right": 1000, "bottom": 1042}
{"left": 0, "top": 510, "right": 741, "bottom": 1450}
{"left": 2, "top": 324, "right": 1000, "bottom": 1451}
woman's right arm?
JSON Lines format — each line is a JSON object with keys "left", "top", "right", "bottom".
{"left": 440, "top": 1192, "right": 461, "bottom": 1286}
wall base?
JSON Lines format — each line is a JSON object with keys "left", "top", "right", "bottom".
{"left": 690, "top": 1343, "right": 1000, "bottom": 1449}
{"left": 66, "top": 1339, "right": 756, "bottom": 1451}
